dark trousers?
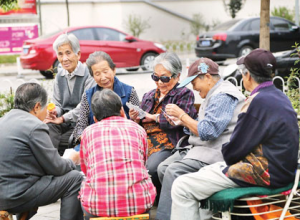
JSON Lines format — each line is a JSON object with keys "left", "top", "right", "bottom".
{"left": 156, "top": 150, "right": 209, "bottom": 220}
{"left": 146, "top": 149, "right": 172, "bottom": 204}
{"left": 48, "top": 123, "right": 74, "bottom": 156}
{"left": 7, "top": 170, "right": 84, "bottom": 220}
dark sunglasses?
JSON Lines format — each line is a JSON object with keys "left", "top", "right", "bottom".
{"left": 151, "top": 73, "right": 175, "bottom": 83}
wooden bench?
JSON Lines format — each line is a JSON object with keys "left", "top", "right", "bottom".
{"left": 90, "top": 213, "right": 149, "bottom": 220}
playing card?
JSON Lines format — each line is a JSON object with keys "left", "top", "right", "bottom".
{"left": 126, "top": 102, "right": 146, "bottom": 119}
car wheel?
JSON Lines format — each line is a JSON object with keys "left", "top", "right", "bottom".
{"left": 52, "top": 60, "right": 60, "bottom": 74}
{"left": 39, "top": 70, "right": 54, "bottom": 79}
{"left": 126, "top": 67, "right": 139, "bottom": 72}
{"left": 141, "top": 52, "right": 158, "bottom": 71}
{"left": 238, "top": 46, "right": 253, "bottom": 57}
{"left": 39, "top": 60, "right": 59, "bottom": 79}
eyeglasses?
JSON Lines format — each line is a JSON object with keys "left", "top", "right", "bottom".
{"left": 151, "top": 73, "right": 175, "bottom": 83}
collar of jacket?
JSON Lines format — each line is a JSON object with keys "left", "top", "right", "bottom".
{"left": 95, "top": 76, "right": 126, "bottom": 98}
{"left": 144, "top": 83, "right": 180, "bottom": 102}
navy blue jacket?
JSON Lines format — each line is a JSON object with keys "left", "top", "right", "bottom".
{"left": 86, "top": 77, "right": 133, "bottom": 125}
{"left": 222, "top": 85, "right": 299, "bottom": 188}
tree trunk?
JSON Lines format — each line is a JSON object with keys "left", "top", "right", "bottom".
{"left": 66, "top": 0, "right": 70, "bottom": 27}
{"left": 259, "top": 0, "right": 270, "bottom": 50}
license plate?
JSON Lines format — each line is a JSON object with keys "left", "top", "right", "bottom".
{"left": 200, "top": 40, "right": 211, "bottom": 46}
{"left": 23, "top": 48, "right": 29, "bottom": 54}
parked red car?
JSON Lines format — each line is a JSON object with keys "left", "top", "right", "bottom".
{"left": 20, "top": 26, "right": 166, "bottom": 78}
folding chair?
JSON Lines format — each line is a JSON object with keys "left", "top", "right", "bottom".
{"left": 201, "top": 157, "right": 300, "bottom": 220}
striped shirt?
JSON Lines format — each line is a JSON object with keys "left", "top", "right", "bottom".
{"left": 80, "top": 116, "right": 156, "bottom": 217}
{"left": 197, "top": 93, "right": 239, "bottom": 141}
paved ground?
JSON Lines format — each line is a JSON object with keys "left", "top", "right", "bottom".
{"left": 24, "top": 201, "right": 157, "bottom": 220}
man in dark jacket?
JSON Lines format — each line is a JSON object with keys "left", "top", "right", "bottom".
{"left": 0, "top": 83, "right": 83, "bottom": 220}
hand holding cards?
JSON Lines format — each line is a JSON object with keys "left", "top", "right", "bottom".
{"left": 126, "top": 102, "right": 146, "bottom": 119}
{"left": 161, "top": 109, "right": 180, "bottom": 126}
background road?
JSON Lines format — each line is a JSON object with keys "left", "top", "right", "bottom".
{"left": 0, "top": 58, "right": 237, "bottom": 105}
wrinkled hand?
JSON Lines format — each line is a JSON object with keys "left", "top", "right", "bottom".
{"left": 165, "top": 104, "right": 185, "bottom": 118}
{"left": 46, "top": 110, "right": 57, "bottom": 120}
{"left": 142, "top": 112, "right": 156, "bottom": 123}
{"left": 44, "top": 116, "right": 64, "bottom": 124}
{"left": 129, "top": 108, "right": 139, "bottom": 120}
{"left": 69, "top": 151, "right": 80, "bottom": 165}
{"left": 163, "top": 112, "right": 182, "bottom": 126}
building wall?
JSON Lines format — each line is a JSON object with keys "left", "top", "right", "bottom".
{"left": 38, "top": 0, "right": 296, "bottom": 42}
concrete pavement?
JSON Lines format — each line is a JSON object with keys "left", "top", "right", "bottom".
{"left": 10, "top": 200, "right": 157, "bottom": 219}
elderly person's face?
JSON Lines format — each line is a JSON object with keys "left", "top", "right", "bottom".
{"left": 33, "top": 103, "right": 47, "bottom": 121}
{"left": 91, "top": 60, "right": 116, "bottom": 90}
{"left": 191, "top": 74, "right": 212, "bottom": 99}
{"left": 57, "top": 43, "right": 81, "bottom": 73}
{"left": 153, "top": 64, "right": 179, "bottom": 96}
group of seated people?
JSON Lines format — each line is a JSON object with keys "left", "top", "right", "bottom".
{"left": 0, "top": 33, "right": 298, "bottom": 220}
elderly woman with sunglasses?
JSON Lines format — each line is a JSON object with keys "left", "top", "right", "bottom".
{"left": 129, "top": 52, "right": 197, "bottom": 199}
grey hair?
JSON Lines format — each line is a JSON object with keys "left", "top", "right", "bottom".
{"left": 86, "top": 51, "right": 116, "bottom": 77}
{"left": 238, "top": 64, "right": 272, "bottom": 84}
{"left": 91, "top": 89, "right": 122, "bottom": 121}
{"left": 53, "top": 33, "right": 80, "bottom": 54}
{"left": 153, "top": 52, "right": 182, "bottom": 77}
{"left": 14, "top": 83, "right": 48, "bottom": 112}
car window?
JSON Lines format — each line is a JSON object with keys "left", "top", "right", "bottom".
{"left": 70, "top": 28, "right": 95, "bottom": 40}
{"left": 249, "top": 19, "right": 260, "bottom": 31}
{"left": 94, "top": 28, "right": 126, "bottom": 41}
{"left": 212, "top": 19, "right": 241, "bottom": 31}
{"left": 240, "top": 21, "right": 250, "bottom": 31}
{"left": 271, "top": 18, "right": 291, "bottom": 31}
{"left": 39, "top": 30, "right": 62, "bottom": 39}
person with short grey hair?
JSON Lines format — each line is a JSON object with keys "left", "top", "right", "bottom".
{"left": 53, "top": 33, "right": 80, "bottom": 55}
{"left": 14, "top": 82, "right": 48, "bottom": 113}
{"left": 91, "top": 89, "right": 122, "bottom": 121}
{"left": 129, "top": 51, "right": 197, "bottom": 203}
{"left": 0, "top": 83, "right": 84, "bottom": 220}
{"left": 86, "top": 51, "right": 116, "bottom": 77}
{"left": 71, "top": 51, "right": 139, "bottom": 150}
{"left": 44, "top": 33, "right": 95, "bottom": 155}
{"left": 79, "top": 89, "right": 156, "bottom": 219}
{"left": 152, "top": 52, "right": 182, "bottom": 78}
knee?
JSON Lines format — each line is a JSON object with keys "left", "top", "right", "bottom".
{"left": 66, "top": 170, "right": 84, "bottom": 188}
{"left": 171, "top": 175, "right": 187, "bottom": 199}
{"left": 146, "top": 159, "right": 159, "bottom": 176}
{"left": 164, "top": 162, "right": 182, "bottom": 180}
{"left": 157, "top": 162, "right": 166, "bottom": 182}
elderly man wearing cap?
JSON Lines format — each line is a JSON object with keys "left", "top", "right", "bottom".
{"left": 170, "top": 49, "right": 299, "bottom": 220}
{"left": 155, "top": 57, "right": 245, "bottom": 220}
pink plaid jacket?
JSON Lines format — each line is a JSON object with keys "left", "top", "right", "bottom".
{"left": 80, "top": 116, "right": 156, "bottom": 217}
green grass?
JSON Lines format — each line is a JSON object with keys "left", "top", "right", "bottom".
{"left": 0, "top": 55, "right": 19, "bottom": 64}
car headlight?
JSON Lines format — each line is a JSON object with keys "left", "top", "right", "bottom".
{"left": 29, "top": 49, "right": 36, "bottom": 54}
{"left": 154, "top": 43, "right": 167, "bottom": 51}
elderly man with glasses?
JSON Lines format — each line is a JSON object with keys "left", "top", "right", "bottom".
{"left": 155, "top": 57, "right": 245, "bottom": 220}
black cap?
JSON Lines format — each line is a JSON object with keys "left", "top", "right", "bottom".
{"left": 236, "top": 48, "right": 276, "bottom": 77}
